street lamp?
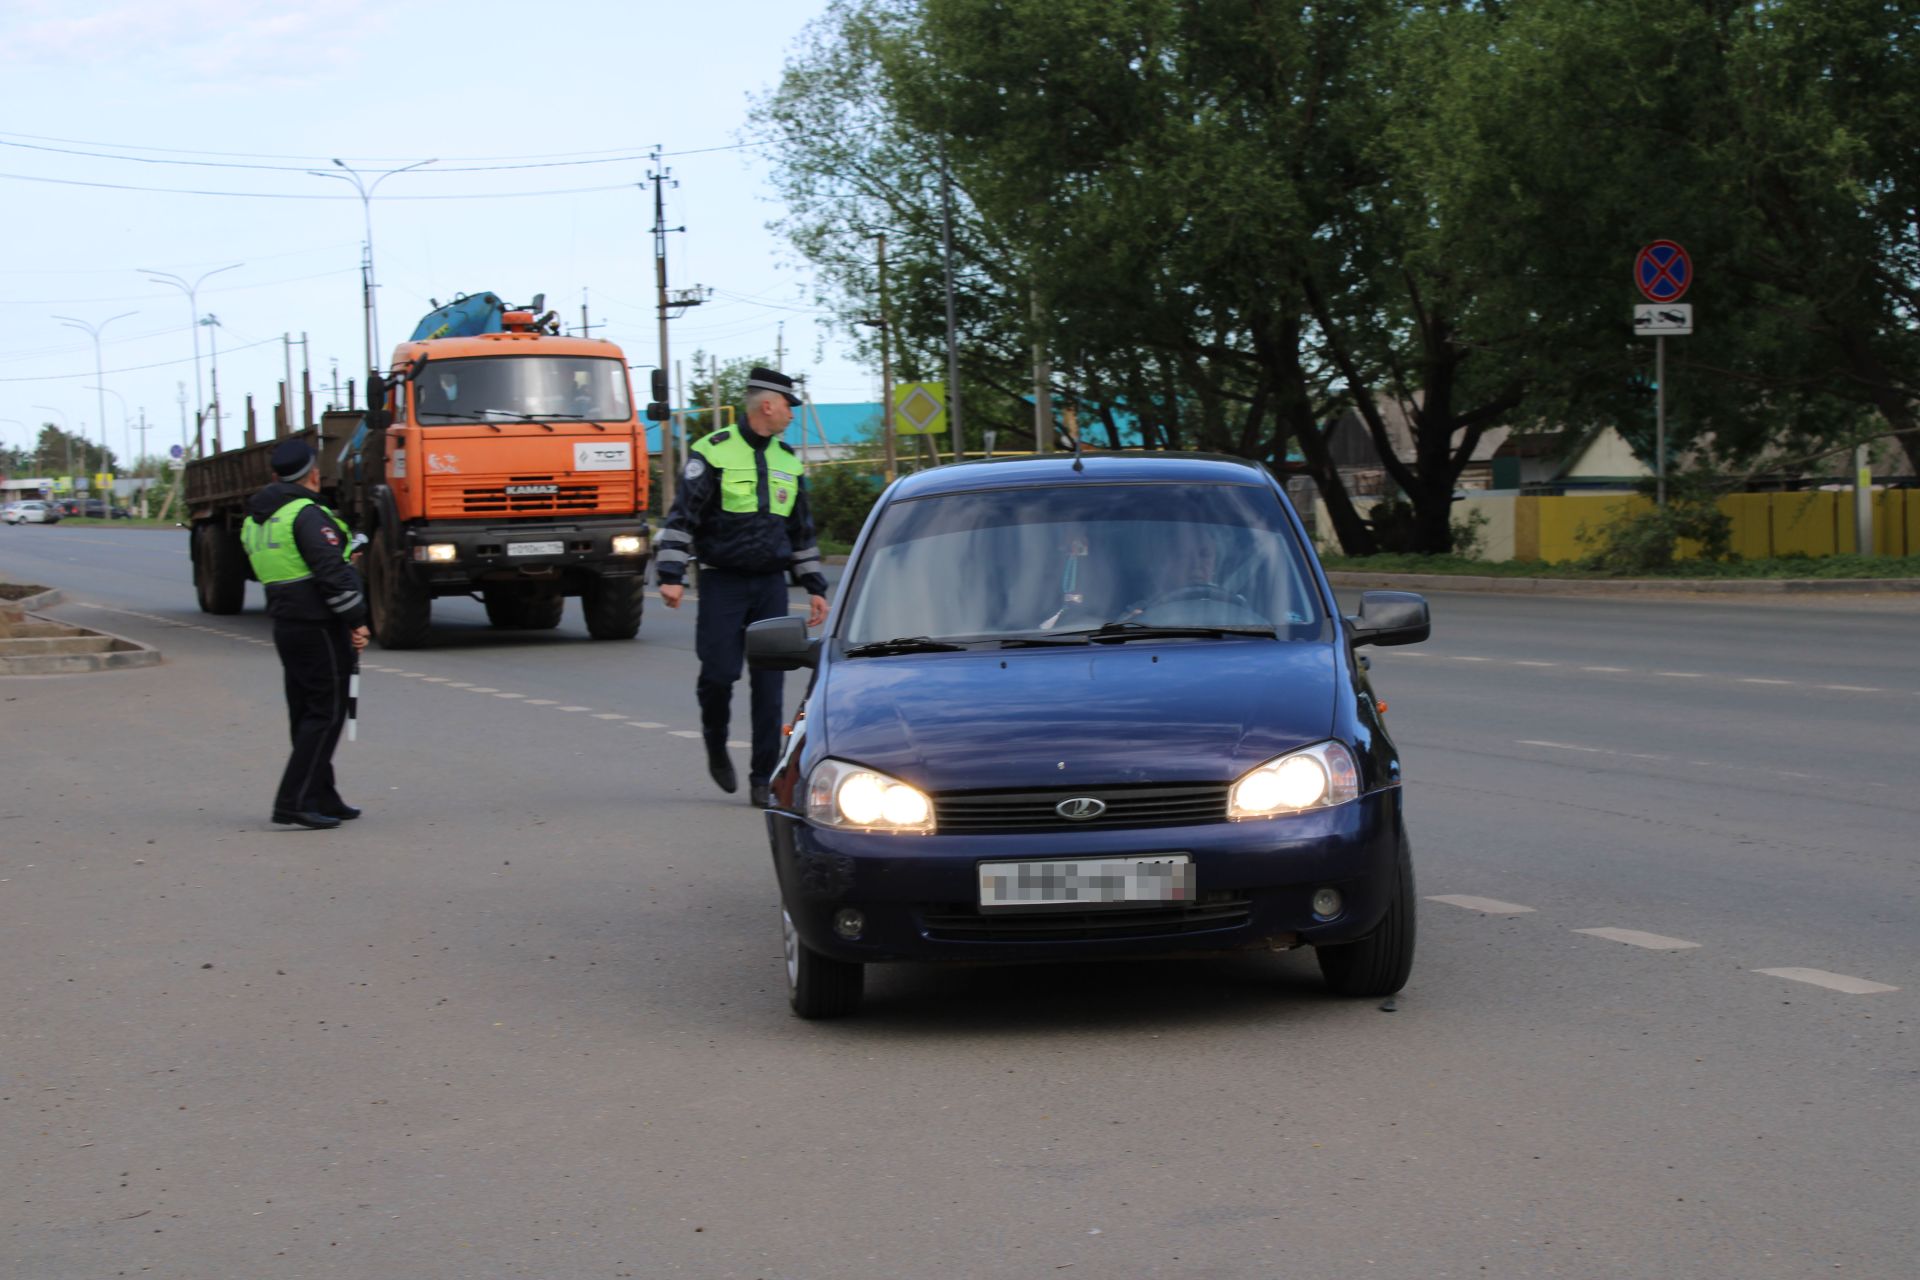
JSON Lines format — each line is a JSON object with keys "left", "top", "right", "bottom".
{"left": 309, "top": 157, "right": 437, "bottom": 373}
{"left": 55, "top": 311, "right": 136, "bottom": 499}
{"left": 31, "top": 403, "right": 71, "bottom": 489}
{"left": 87, "top": 384, "right": 132, "bottom": 480}
{"left": 142, "top": 263, "right": 242, "bottom": 434}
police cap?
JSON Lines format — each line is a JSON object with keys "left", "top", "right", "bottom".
{"left": 745, "top": 367, "right": 802, "bottom": 407}
{"left": 270, "top": 439, "right": 316, "bottom": 482}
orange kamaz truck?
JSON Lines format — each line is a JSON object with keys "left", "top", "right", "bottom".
{"left": 185, "top": 292, "right": 653, "bottom": 649}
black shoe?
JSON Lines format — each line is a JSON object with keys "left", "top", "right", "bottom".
{"left": 749, "top": 781, "right": 770, "bottom": 808}
{"left": 320, "top": 802, "right": 362, "bottom": 821}
{"left": 706, "top": 744, "right": 738, "bottom": 794}
{"left": 272, "top": 809, "right": 342, "bottom": 830}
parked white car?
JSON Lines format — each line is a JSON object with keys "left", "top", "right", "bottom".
{"left": 2, "top": 500, "right": 61, "bottom": 525}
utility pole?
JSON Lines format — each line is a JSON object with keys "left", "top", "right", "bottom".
{"left": 940, "top": 143, "right": 965, "bottom": 458}
{"left": 775, "top": 321, "right": 785, "bottom": 371}
{"left": 649, "top": 153, "right": 710, "bottom": 511}
{"left": 873, "top": 233, "right": 896, "bottom": 482}
{"left": 176, "top": 382, "right": 188, "bottom": 458}
{"left": 576, "top": 287, "right": 603, "bottom": 339}
{"left": 203, "top": 314, "right": 224, "bottom": 452}
{"left": 1031, "top": 290, "right": 1053, "bottom": 454}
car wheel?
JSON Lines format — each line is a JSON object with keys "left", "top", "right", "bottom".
{"left": 1314, "top": 830, "right": 1416, "bottom": 998}
{"left": 783, "top": 905, "right": 863, "bottom": 1019}
{"left": 582, "top": 574, "right": 643, "bottom": 640}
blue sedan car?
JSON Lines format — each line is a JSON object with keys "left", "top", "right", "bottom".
{"left": 747, "top": 453, "right": 1431, "bottom": 1018}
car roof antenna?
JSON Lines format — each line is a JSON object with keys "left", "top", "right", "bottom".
{"left": 1065, "top": 425, "right": 1084, "bottom": 472}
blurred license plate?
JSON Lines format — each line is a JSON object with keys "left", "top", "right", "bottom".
{"left": 979, "top": 854, "right": 1193, "bottom": 910}
{"left": 508, "top": 541, "right": 564, "bottom": 557}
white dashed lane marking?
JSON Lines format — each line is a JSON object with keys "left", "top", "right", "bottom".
{"left": 1574, "top": 927, "right": 1702, "bottom": 951}
{"left": 593, "top": 713, "right": 626, "bottom": 720}
{"left": 1752, "top": 968, "right": 1899, "bottom": 995}
{"left": 1427, "top": 895, "right": 1535, "bottom": 915}
{"left": 1375, "top": 649, "right": 1909, "bottom": 697}
{"left": 669, "top": 730, "right": 703, "bottom": 739}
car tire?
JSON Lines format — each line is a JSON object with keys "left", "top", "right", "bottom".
{"left": 1314, "top": 830, "right": 1416, "bottom": 998}
{"left": 194, "top": 523, "right": 247, "bottom": 615}
{"left": 482, "top": 587, "right": 562, "bottom": 630}
{"left": 783, "top": 905, "right": 863, "bottom": 1019}
{"left": 368, "top": 527, "right": 431, "bottom": 649}
{"left": 582, "top": 574, "right": 643, "bottom": 640}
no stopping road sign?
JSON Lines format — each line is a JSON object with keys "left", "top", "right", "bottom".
{"left": 1635, "top": 240, "right": 1692, "bottom": 302}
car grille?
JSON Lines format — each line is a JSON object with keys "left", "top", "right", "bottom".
{"left": 933, "top": 782, "right": 1230, "bottom": 835}
{"left": 427, "top": 474, "right": 630, "bottom": 518}
{"left": 920, "top": 892, "right": 1252, "bottom": 943}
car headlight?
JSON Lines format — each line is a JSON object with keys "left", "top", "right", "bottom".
{"left": 412, "top": 543, "right": 457, "bottom": 563}
{"left": 611, "top": 534, "right": 645, "bottom": 555}
{"left": 807, "top": 758, "right": 935, "bottom": 833}
{"left": 1229, "top": 741, "right": 1360, "bottom": 818}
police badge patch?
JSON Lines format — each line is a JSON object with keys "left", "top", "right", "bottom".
{"left": 322, "top": 527, "right": 340, "bottom": 546}
{"left": 685, "top": 458, "right": 707, "bottom": 480}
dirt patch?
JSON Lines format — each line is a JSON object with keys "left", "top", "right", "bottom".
{"left": 0, "top": 583, "right": 50, "bottom": 601}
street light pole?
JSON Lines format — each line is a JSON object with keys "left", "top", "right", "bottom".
{"left": 32, "top": 403, "right": 69, "bottom": 494}
{"left": 142, "top": 264, "right": 241, "bottom": 436}
{"left": 310, "top": 158, "right": 437, "bottom": 374}
{"left": 86, "top": 383, "right": 130, "bottom": 480}
{"left": 54, "top": 312, "right": 135, "bottom": 500}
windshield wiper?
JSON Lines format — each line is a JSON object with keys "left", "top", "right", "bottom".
{"left": 843, "top": 635, "right": 970, "bottom": 657}
{"left": 1076, "top": 621, "right": 1277, "bottom": 643}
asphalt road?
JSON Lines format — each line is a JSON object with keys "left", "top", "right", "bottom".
{"left": 3, "top": 525, "right": 1916, "bottom": 1279}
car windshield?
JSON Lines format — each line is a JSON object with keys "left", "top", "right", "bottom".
{"left": 410, "top": 356, "right": 632, "bottom": 423}
{"left": 838, "top": 480, "right": 1328, "bottom": 647}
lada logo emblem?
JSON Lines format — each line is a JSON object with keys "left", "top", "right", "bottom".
{"left": 1056, "top": 797, "right": 1107, "bottom": 821}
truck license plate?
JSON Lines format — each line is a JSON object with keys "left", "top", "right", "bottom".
{"left": 507, "top": 541, "right": 564, "bottom": 558}
{"left": 978, "top": 854, "right": 1193, "bottom": 910}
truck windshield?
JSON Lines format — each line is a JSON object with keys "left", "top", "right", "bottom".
{"left": 411, "top": 356, "right": 632, "bottom": 423}
{"left": 838, "top": 481, "right": 1328, "bottom": 646}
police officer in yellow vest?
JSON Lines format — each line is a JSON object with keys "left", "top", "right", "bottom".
{"left": 657, "top": 367, "right": 830, "bottom": 806}
{"left": 242, "top": 439, "right": 371, "bottom": 830}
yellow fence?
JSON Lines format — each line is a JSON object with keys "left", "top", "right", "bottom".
{"left": 1495, "top": 489, "right": 1920, "bottom": 563}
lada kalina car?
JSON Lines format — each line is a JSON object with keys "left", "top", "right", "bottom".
{"left": 747, "top": 454, "right": 1432, "bottom": 1018}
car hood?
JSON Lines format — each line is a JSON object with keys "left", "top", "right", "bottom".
{"left": 818, "top": 640, "right": 1339, "bottom": 792}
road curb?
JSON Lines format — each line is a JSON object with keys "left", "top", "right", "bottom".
{"left": 1, "top": 583, "right": 162, "bottom": 675}
{"left": 1325, "top": 571, "right": 1920, "bottom": 596}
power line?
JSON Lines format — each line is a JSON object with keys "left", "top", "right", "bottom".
{"left": 0, "top": 265, "right": 357, "bottom": 307}
{"left": 0, "top": 131, "right": 771, "bottom": 167}
{"left": 0, "top": 334, "right": 283, "bottom": 383}
{"left": 0, "top": 170, "right": 642, "bottom": 200}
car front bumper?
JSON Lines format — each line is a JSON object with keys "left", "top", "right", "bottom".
{"left": 767, "top": 788, "right": 1405, "bottom": 965}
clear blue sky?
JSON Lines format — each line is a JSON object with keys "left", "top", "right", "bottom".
{"left": 0, "top": 0, "right": 869, "bottom": 468}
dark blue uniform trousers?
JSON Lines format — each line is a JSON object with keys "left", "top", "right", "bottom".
{"left": 694, "top": 567, "right": 791, "bottom": 785}
{"left": 272, "top": 619, "right": 354, "bottom": 813}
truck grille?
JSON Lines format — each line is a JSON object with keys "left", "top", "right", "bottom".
{"left": 920, "top": 893, "right": 1252, "bottom": 943}
{"left": 933, "top": 782, "right": 1230, "bottom": 835}
{"left": 427, "top": 474, "right": 633, "bottom": 519}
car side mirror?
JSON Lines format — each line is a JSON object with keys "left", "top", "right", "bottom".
{"left": 747, "top": 615, "right": 819, "bottom": 671}
{"left": 644, "top": 368, "right": 670, "bottom": 424}
{"left": 1346, "top": 590, "right": 1430, "bottom": 647}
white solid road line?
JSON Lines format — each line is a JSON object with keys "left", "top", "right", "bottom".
{"left": 1752, "top": 968, "right": 1900, "bottom": 995}
{"left": 1575, "top": 927, "right": 1702, "bottom": 950}
{"left": 1427, "top": 894, "right": 1535, "bottom": 915}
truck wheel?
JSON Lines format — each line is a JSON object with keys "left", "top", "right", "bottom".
{"left": 1315, "top": 832, "right": 1416, "bottom": 998}
{"left": 194, "top": 523, "right": 247, "bottom": 615}
{"left": 368, "top": 528, "right": 431, "bottom": 649}
{"left": 522, "top": 588, "right": 564, "bottom": 630}
{"left": 783, "top": 906, "right": 863, "bottom": 1019}
{"left": 582, "top": 575, "right": 643, "bottom": 640}
{"left": 482, "top": 588, "right": 522, "bottom": 629}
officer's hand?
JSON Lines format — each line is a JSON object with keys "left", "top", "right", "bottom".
{"left": 350, "top": 625, "right": 370, "bottom": 651}
{"left": 660, "top": 583, "right": 684, "bottom": 610}
{"left": 807, "top": 594, "right": 829, "bottom": 628}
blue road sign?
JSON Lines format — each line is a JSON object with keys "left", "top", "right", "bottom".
{"left": 1635, "top": 240, "right": 1692, "bottom": 302}
{"left": 169, "top": 444, "right": 184, "bottom": 459}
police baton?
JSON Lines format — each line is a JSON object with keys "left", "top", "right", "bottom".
{"left": 347, "top": 533, "right": 369, "bottom": 742}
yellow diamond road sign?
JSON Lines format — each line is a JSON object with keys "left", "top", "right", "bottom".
{"left": 893, "top": 382, "right": 947, "bottom": 435}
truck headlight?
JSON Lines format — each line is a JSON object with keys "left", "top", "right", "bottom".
{"left": 611, "top": 534, "right": 645, "bottom": 555}
{"left": 807, "top": 758, "right": 935, "bottom": 833}
{"left": 1229, "top": 741, "right": 1360, "bottom": 818}
{"left": 412, "top": 543, "right": 457, "bottom": 563}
